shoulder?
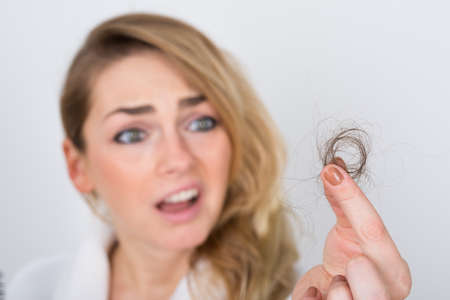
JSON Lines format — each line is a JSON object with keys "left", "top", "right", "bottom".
{"left": 7, "top": 255, "right": 70, "bottom": 300}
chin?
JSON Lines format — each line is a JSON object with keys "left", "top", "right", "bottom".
{"left": 160, "top": 224, "right": 213, "bottom": 251}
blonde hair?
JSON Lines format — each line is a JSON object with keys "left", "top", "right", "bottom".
{"left": 60, "top": 12, "right": 299, "bottom": 299}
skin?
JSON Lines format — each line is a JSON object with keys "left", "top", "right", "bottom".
{"left": 294, "top": 158, "right": 412, "bottom": 299}
{"left": 62, "top": 50, "right": 232, "bottom": 299}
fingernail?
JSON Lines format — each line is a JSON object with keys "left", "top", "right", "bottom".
{"left": 332, "top": 157, "right": 348, "bottom": 173}
{"left": 331, "top": 275, "right": 347, "bottom": 283}
{"left": 303, "top": 286, "right": 318, "bottom": 297}
{"left": 324, "top": 166, "right": 344, "bottom": 186}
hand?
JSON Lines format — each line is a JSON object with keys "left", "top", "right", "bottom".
{"left": 293, "top": 158, "right": 412, "bottom": 299}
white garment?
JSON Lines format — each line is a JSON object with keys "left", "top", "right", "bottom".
{"left": 7, "top": 211, "right": 193, "bottom": 300}
{"left": 7, "top": 212, "right": 294, "bottom": 300}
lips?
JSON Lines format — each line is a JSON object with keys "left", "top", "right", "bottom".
{"left": 154, "top": 182, "right": 202, "bottom": 215}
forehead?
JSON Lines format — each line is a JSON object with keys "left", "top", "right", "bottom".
{"left": 89, "top": 50, "right": 197, "bottom": 115}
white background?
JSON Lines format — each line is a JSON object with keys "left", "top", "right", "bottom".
{"left": 2, "top": 1, "right": 449, "bottom": 298}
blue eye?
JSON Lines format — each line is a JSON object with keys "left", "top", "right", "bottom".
{"left": 114, "top": 128, "right": 147, "bottom": 144}
{"left": 188, "top": 116, "right": 217, "bottom": 132}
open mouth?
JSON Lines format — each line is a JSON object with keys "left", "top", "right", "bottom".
{"left": 154, "top": 185, "right": 203, "bottom": 223}
{"left": 156, "top": 195, "right": 199, "bottom": 213}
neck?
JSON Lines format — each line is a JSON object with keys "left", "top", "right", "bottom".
{"left": 109, "top": 233, "right": 193, "bottom": 299}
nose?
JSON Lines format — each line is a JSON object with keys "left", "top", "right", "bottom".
{"left": 155, "top": 130, "right": 195, "bottom": 177}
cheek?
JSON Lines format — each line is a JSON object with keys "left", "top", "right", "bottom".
{"left": 192, "top": 130, "right": 231, "bottom": 179}
{"left": 190, "top": 130, "right": 232, "bottom": 213}
{"left": 88, "top": 147, "right": 151, "bottom": 212}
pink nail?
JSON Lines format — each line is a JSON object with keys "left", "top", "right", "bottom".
{"left": 324, "top": 166, "right": 344, "bottom": 186}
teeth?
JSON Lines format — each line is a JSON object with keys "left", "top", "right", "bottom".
{"left": 163, "top": 188, "right": 198, "bottom": 204}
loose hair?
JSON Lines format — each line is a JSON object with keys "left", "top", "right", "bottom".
{"left": 60, "top": 12, "right": 299, "bottom": 300}
{"left": 318, "top": 126, "right": 370, "bottom": 182}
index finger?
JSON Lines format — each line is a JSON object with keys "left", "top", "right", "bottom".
{"left": 320, "top": 163, "right": 401, "bottom": 262}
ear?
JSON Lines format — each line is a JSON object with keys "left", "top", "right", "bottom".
{"left": 62, "top": 137, "right": 95, "bottom": 194}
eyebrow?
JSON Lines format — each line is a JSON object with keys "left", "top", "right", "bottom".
{"left": 103, "top": 94, "right": 206, "bottom": 121}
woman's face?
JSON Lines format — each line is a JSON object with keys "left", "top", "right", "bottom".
{"left": 69, "top": 50, "right": 232, "bottom": 251}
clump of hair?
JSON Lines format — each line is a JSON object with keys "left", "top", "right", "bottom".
{"left": 317, "top": 122, "right": 371, "bottom": 182}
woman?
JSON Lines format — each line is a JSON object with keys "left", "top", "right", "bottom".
{"left": 8, "top": 13, "right": 411, "bottom": 300}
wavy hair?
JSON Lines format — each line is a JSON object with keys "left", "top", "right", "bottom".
{"left": 60, "top": 12, "right": 299, "bottom": 299}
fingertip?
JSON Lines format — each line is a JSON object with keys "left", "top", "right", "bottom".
{"left": 328, "top": 274, "right": 349, "bottom": 290}
{"left": 303, "top": 286, "right": 318, "bottom": 297}
{"left": 301, "top": 286, "right": 323, "bottom": 300}
{"left": 332, "top": 156, "right": 348, "bottom": 173}
{"left": 331, "top": 274, "right": 347, "bottom": 283}
{"left": 321, "top": 165, "right": 345, "bottom": 186}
